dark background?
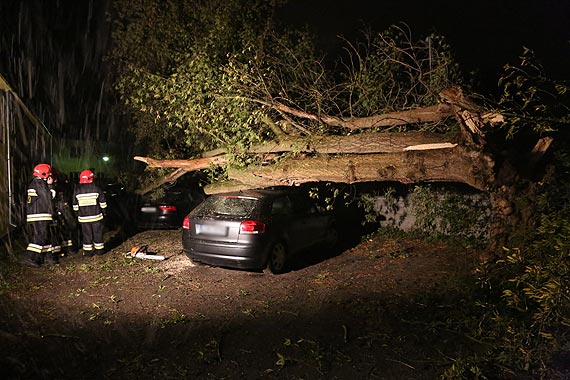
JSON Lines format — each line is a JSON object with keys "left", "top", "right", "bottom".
{"left": 284, "top": 0, "right": 570, "bottom": 91}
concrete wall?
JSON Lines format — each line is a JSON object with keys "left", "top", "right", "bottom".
{"left": 371, "top": 187, "right": 491, "bottom": 240}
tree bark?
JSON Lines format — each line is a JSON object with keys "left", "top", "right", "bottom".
{"left": 133, "top": 130, "right": 494, "bottom": 195}
{"left": 134, "top": 156, "right": 227, "bottom": 169}
{"left": 249, "top": 131, "right": 460, "bottom": 154}
{"left": 135, "top": 168, "right": 188, "bottom": 195}
{"left": 272, "top": 101, "right": 455, "bottom": 130}
{"left": 201, "top": 145, "right": 493, "bottom": 194}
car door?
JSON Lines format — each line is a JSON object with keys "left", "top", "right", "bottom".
{"left": 287, "top": 193, "right": 329, "bottom": 252}
{"left": 269, "top": 195, "right": 295, "bottom": 245}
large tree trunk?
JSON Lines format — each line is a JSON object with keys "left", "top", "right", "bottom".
{"left": 207, "top": 146, "right": 493, "bottom": 194}
{"left": 248, "top": 131, "right": 461, "bottom": 154}
{"left": 134, "top": 129, "right": 494, "bottom": 194}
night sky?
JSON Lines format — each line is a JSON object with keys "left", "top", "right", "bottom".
{"left": 284, "top": 0, "right": 570, "bottom": 90}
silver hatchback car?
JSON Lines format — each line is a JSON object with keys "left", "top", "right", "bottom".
{"left": 182, "top": 188, "right": 338, "bottom": 274}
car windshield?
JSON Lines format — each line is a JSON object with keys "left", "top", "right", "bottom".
{"left": 192, "top": 196, "right": 258, "bottom": 217}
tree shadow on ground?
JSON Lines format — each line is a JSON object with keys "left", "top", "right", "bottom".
{"left": 0, "top": 283, "right": 475, "bottom": 380}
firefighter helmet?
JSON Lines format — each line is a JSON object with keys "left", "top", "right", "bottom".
{"left": 79, "top": 169, "right": 94, "bottom": 184}
{"left": 33, "top": 163, "right": 52, "bottom": 179}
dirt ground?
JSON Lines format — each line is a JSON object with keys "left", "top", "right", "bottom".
{"left": 0, "top": 228, "right": 481, "bottom": 380}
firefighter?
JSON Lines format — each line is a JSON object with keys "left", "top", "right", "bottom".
{"left": 22, "top": 163, "right": 56, "bottom": 267}
{"left": 72, "top": 169, "right": 107, "bottom": 256}
{"left": 45, "top": 174, "right": 62, "bottom": 260}
{"left": 56, "top": 173, "right": 80, "bottom": 254}
{"left": 48, "top": 171, "right": 77, "bottom": 257}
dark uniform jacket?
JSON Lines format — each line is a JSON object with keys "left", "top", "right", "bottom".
{"left": 72, "top": 183, "right": 108, "bottom": 223}
{"left": 26, "top": 177, "right": 54, "bottom": 222}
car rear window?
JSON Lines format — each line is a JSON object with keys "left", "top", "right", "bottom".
{"left": 191, "top": 196, "right": 259, "bottom": 217}
{"left": 162, "top": 190, "right": 185, "bottom": 203}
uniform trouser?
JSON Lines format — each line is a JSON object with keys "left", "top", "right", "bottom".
{"left": 25, "top": 221, "right": 52, "bottom": 264}
{"left": 50, "top": 220, "right": 76, "bottom": 255}
{"left": 80, "top": 221, "right": 105, "bottom": 255}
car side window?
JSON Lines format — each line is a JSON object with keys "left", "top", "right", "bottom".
{"left": 290, "top": 194, "right": 317, "bottom": 215}
{"left": 271, "top": 196, "right": 293, "bottom": 216}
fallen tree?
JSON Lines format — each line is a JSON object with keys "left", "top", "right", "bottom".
{"left": 134, "top": 86, "right": 556, "bottom": 251}
{"left": 134, "top": 88, "right": 502, "bottom": 195}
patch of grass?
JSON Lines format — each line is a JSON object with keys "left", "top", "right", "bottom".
{"left": 314, "top": 271, "right": 330, "bottom": 281}
{"left": 386, "top": 246, "right": 413, "bottom": 258}
{"left": 79, "top": 263, "right": 95, "bottom": 272}
{"left": 90, "top": 275, "right": 119, "bottom": 287}
{"left": 68, "top": 288, "right": 87, "bottom": 298}
{"left": 143, "top": 265, "right": 162, "bottom": 274}
{"left": 63, "top": 263, "right": 77, "bottom": 271}
{"left": 85, "top": 303, "right": 114, "bottom": 324}
{"left": 369, "top": 226, "right": 412, "bottom": 241}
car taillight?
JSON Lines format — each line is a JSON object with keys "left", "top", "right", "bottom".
{"left": 182, "top": 216, "right": 190, "bottom": 230}
{"left": 239, "top": 220, "right": 266, "bottom": 234}
{"left": 159, "top": 205, "right": 177, "bottom": 212}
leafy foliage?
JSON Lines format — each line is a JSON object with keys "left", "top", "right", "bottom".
{"left": 443, "top": 55, "right": 570, "bottom": 380}
{"left": 410, "top": 185, "right": 490, "bottom": 245}
{"left": 109, "top": 0, "right": 283, "bottom": 159}
{"left": 227, "top": 22, "right": 464, "bottom": 134}
{"left": 340, "top": 24, "right": 465, "bottom": 117}
{"left": 497, "top": 48, "right": 570, "bottom": 140}
{"left": 108, "top": 2, "right": 463, "bottom": 162}
{"left": 448, "top": 157, "right": 570, "bottom": 379}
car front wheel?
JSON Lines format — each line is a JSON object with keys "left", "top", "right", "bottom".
{"left": 264, "top": 241, "right": 287, "bottom": 274}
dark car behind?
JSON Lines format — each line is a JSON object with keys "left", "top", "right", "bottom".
{"left": 103, "top": 183, "right": 132, "bottom": 229}
{"left": 182, "top": 187, "right": 338, "bottom": 274}
{"left": 136, "top": 186, "right": 205, "bottom": 230}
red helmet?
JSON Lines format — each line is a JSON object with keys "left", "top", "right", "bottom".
{"left": 79, "top": 169, "right": 94, "bottom": 184}
{"left": 33, "top": 163, "right": 52, "bottom": 179}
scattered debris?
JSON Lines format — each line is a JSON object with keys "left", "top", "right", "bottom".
{"left": 125, "top": 245, "right": 165, "bottom": 261}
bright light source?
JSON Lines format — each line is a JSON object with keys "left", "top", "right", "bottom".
{"left": 102, "top": 156, "right": 110, "bottom": 162}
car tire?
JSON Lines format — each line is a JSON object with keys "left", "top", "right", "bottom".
{"left": 264, "top": 241, "right": 288, "bottom": 274}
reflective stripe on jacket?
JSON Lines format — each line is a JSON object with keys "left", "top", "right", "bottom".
{"left": 26, "top": 178, "right": 54, "bottom": 223}
{"left": 72, "top": 183, "right": 107, "bottom": 224}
